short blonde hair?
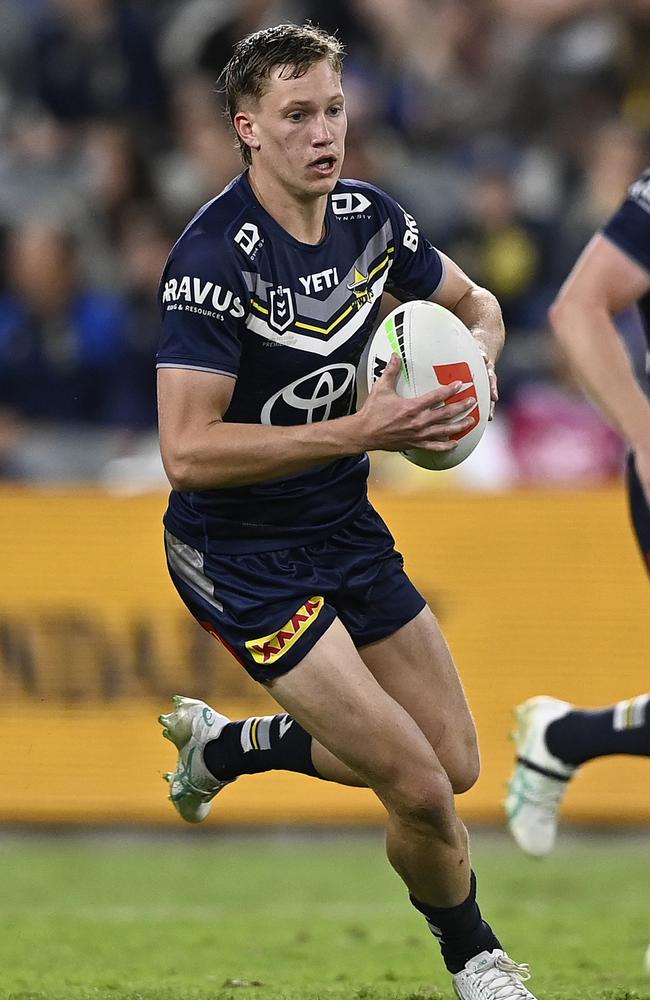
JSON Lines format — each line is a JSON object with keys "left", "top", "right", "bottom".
{"left": 222, "top": 23, "right": 345, "bottom": 166}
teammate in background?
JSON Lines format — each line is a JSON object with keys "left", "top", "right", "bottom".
{"left": 156, "top": 23, "right": 537, "bottom": 1000}
{"left": 506, "top": 169, "right": 650, "bottom": 857}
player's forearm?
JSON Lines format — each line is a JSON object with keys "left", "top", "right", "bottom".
{"left": 452, "top": 286, "right": 505, "bottom": 363}
{"left": 163, "top": 414, "right": 366, "bottom": 491}
{"left": 550, "top": 300, "right": 650, "bottom": 450}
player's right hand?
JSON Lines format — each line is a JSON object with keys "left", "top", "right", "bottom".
{"left": 355, "top": 353, "right": 477, "bottom": 454}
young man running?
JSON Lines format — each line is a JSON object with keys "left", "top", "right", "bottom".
{"left": 506, "top": 169, "right": 650, "bottom": 856}
{"left": 157, "top": 23, "right": 536, "bottom": 999}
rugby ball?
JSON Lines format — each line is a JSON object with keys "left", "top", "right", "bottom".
{"left": 366, "top": 300, "right": 490, "bottom": 470}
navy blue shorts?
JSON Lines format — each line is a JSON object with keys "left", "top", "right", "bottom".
{"left": 164, "top": 504, "right": 426, "bottom": 683}
{"left": 627, "top": 451, "right": 650, "bottom": 574}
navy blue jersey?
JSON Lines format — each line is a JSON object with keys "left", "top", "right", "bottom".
{"left": 603, "top": 168, "right": 650, "bottom": 369}
{"left": 157, "top": 172, "right": 444, "bottom": 553}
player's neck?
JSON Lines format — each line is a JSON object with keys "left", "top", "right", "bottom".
{"left": 248, "top": 168, "right": 327, "bottom": 245}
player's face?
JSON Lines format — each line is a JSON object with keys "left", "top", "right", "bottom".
{"left": 245, "top": 59, "right": 346, "bottom": 199}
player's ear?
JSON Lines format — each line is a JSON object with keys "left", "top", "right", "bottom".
{"left": 234, "top": 111, "right": 261, "bottom": 155}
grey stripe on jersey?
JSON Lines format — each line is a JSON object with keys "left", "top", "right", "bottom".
{"left": 246, "top": 269, "right": 391, "bottom": 356}
{"left": 242, "top": 220, "right": 393, "bottom": 321}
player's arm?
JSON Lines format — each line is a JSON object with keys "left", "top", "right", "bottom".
{"left": 157, "top": 363, "right": 477, "bottom": 491}
{"left": 549, "top": 233, "right": 650, "bottom": 502}
{"left": 431, "top": 252, "right": 505, "bottom": 415}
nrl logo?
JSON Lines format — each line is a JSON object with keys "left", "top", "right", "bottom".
{"left": 269, "top": 285, "right": 295, "bottom": 332}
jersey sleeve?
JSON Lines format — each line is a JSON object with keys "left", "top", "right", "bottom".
{"left": 156, "top": 230, "right": 248, "bottom": 377}
{"left": 602, "top": 169, "right": 650, "bottom": 273}
{"left": 375, "top": 189, "right": 444, "bottom": 301}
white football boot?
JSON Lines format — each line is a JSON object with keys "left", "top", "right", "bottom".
{"left": 159, "top": 695, "right": 235, "bottom": 823}
{"left": 505, "top": 695, "right": 577, "bottom": 857}
{"left": 453, "top": 949, "right": 537, "bottom": 999}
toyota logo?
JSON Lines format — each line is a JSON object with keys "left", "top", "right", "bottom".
{"left": 260, "top": 364, "right": 356, "bottom": 425}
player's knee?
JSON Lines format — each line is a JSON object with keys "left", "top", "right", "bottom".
{"left": 447, "top": 735, "right": 481, "bottom": 794}
{"left": 389, "top": 768, "right": 455, "bottom": 834}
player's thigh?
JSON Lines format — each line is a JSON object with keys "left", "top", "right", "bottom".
{"left": 358, "top": 605, "right": 479, "bottom": 793}
{"left": 266, "top": 616, "right": 453, "bottom": 814}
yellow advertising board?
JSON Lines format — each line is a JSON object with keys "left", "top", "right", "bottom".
{"left": 0, "top": 486, "right": 647, "bottom": 826}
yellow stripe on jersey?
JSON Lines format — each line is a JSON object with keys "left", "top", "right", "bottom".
{"left": 249, "top": 251, "right": 394, "bottom": 337}
{"left": 296, "top": 304, "right": 354, "bottom": 335}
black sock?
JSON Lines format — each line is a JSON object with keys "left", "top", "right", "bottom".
{"left": 546, "top": 694, "right": 650, "bottom": 767}
{"left": 409, "top": 871, "right": 501, "bottom": 974}
{"left": 203, "top": 713, "right": 321, "bottom": 781}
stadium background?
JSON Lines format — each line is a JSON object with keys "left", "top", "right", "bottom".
{"left": 0, "top": 0, "right": 648, "bottom": 829}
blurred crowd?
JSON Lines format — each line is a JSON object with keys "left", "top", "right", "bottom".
{"left": 0, "top": 0, "right": 648, "bottom": 490}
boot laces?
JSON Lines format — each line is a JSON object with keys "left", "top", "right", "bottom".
{"left": 474, "top": 954, "right": 531, "bottom": 999}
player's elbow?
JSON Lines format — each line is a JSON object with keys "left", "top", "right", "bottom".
{"left": 160, "top": 440, "right": 205, "bottom": 492}
{"left": 548, "top": 294, "right": 580, "bottom": 347}
{"left": 162, "top": 440, "right": 236, "bottom": 492}
{"left": 162, "top": 452, "right": 194, "bottom": 492}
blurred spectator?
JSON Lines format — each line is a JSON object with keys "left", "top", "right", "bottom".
{"left": 31, "top": 0, "right": 166, "bottom": 127}
{"left": 116, "top": 204, "right": 173, "bottom": 431}
{"left": 153, "top": 74, "right": 241, "bottom": 227}
{"left": 0, "top": 113, "right": 85, "bottom": 232}
{"left": 0, "top": 221, "right": 149, "bottom": 480}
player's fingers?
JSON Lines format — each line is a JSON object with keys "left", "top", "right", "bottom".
{"left": 377, "top": 352, "right": 401, "bottom": 388}
{"left": 428, "top": 396, "right": 477, "bottom": 422}
{"left": 406, "top": 438, "right": 459, "bottom": 453}
{"left": 421, "top": 413, "right": 476, "bottom": 439}
{"left": 412, "top": 380, "right": 465, "bottom": 411}
{"left": 486, "top": 361, "right": 498, "bottom": 420}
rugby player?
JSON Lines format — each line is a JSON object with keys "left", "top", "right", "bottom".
{"left": 157, "top": 23, "right": 536, "bottom": 999}
{"left": 506, "top": 170, "right": 650, "bottom": 857}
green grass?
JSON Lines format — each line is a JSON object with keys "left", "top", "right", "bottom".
{"left": 0, "top": 830, "right": 648, "bottom": 1000}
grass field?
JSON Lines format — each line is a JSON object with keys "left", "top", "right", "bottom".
{"left": 0, "top": 829, "right": 648, "bottom": 1000}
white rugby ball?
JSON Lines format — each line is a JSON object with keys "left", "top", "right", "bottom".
{"left": 366, "top": 300, "right": 490, "bottom": 470}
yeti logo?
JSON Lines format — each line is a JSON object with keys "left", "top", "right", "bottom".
{"left": 269, "top": 286, "right": 295, "bottom": 333}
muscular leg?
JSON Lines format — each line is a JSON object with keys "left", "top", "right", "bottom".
{"left": 268, "top": 616, "right": 471, "bottom": 908}
{"left": 311, "top": 605, "right": 479, "bottom": 793}
{"left": 165, "top": 611, "right": 504, "bottom": 977}
{"left": 206, "top": 605, "right": 480, "bottom": 792}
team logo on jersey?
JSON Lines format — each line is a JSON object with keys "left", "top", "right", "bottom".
{"left": 245, "top": 597, "right": 325, "bottom": 665}
{"left": 269, "top": 285, "right": 295, "bottom": 332}
{"left": 260, "top": 364, "right": 356, "bottom": 425}
{"left": 332, "top": 192, "right": 372, "bottom": 216}
{"left": 234, "top": 221, "right": 264, "bottom": 258}
{"left": 347, "top": 268, "right": 371, "bottom": 309}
